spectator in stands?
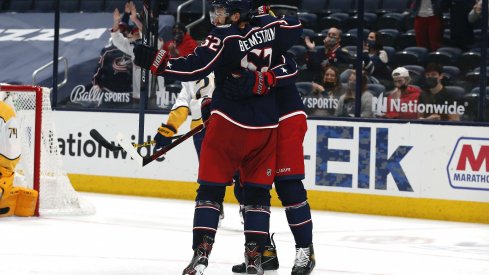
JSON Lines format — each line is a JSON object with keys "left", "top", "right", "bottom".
{"left": 468, "top": 0, "right": 489, "bottom": 27}
{"left": 382, "top": 67, "right": 421, "bottom": 119}
{"left": 411, "top": 0, "right": 447, "bottom": 51}
{"left": 163, "top": 23, "right": 198, "bottom": 58}
{"left": 364, "top": 31, "right": 390, "bottom": 81}
{"left": 304, "top": 27, "right": 351, "bottom": 72}
{"left": 418, "top": 63, "right": 460, "bottom": 121}
{"left": 447, "top": 0, "right": 475, "bottom": 51}
{"left": 335, "top": 70, "right": 374, "bottom": 118}
{"left": 307, "top": 65, "right": 345, "bottom": 116}
{"left": 109, "top": 4, "right": 165, "bottom": 103}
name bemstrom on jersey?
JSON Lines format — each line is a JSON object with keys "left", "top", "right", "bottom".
{"left": 238, "top": 28, "right": 276, "bottom": 51}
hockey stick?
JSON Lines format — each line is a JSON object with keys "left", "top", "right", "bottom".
{"left": 90, "top": 129, "right": 181, "bottom": 152}
{"left": 116, "top": 123, "right": 205, "bottom": 167}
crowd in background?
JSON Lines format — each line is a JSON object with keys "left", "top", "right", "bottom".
{"left": 2, "top": 0, "right": 486, "bottom": 121}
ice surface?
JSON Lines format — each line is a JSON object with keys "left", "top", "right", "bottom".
{"left": 2, "top": 193, "right": 489, "bottom": 275}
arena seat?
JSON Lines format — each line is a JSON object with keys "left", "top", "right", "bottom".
{"left": 352, "top": 0, "right": 381, "bottom": 14}
{"left": 403, "top": 64, "right": 425, "bottom": 85}
{"left": 442, "top": 65, "right": 461, "bottom": 82}
{"left": 426, "top": 51, "right": 453, "bottom": 66}
{"left": 327, "top": 0, "right": 354, "bottom": 14}
{"left": 298, "top": 12, "right": 318, "bottom": 31}
{"left": 343, "top": 12, "right": 378, "bottom": 31}
{"left": 341, "top": 45, "right": 358, "bottom": 57}
{"left": 457, "top": 51, "right": 482, "bottom": 73}
{"left": 392, "top": 47, "right": 428, "bottom": 67}
{"left": 295, "top": 82, "right": 314, "bottom": 97}
{"left": 300, "top": 0, "right": 328, "bottom": 15}
{"left": 383, "top": 46, "right": 396, "bottom": 61}
{"left": 288, "top": 45, "right": 308, "bottom": 67}
{"left": 380, "top": 0, "right": 412, "bottom": 13}
{"left": 462, "top": 90, "right": 489, "bottom": 120}
{"left": 378, "top": 28, "right": 400, "bottom": 47}
{"left": 319, "top": 13, "right": 349, "bottom": 30}
{"left": 444, "top": 86, "right": 467, "bottom": 103}
{"left": 367, "top": 83, "right": 386, "bottom": 97}
{"left": 395, "top": 31, "right": 417, "bottom": 50}
{"left": 377, "top": 13, "right": 407, "bottom": 31}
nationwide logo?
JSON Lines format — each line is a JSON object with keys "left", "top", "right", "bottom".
{"left": 447, "top": 137, "right": 489, "bottom": 191}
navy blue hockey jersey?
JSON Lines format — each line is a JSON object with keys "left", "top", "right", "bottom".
{"left": 252, "top": 14, "right": 306, "bottom": 118}
{"left": 156, "top": 14, "right": 302, "bottom": 128}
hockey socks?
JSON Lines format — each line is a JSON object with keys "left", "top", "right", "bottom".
{"left": 275, "top": 180, "right": 313, "bottom": 248}
{"left": 285, "top": 200, "right": 313, "bottom": 248}
{"left": 192, "top": 185, "right": 225, "bottom": 250}
{"left": 192, "top": 200, "right": 221, "bottom": 249}
{"left": 244, "top": 205, "right": 271, "bottom": 253}
{"left": 242, "top": 186, "right": 271, "bottom": 253}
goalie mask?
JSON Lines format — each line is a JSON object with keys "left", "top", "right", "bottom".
{"left": 209, "top": 0, "right": 253, "bottom": 26}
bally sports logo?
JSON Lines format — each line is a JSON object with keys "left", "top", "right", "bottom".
{"left": 447, "top": 137, "right": 489, "bottom": 191}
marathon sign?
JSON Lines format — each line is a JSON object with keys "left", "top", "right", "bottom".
{"left": 447, "top": 137, "right": 489, "bottom": 191}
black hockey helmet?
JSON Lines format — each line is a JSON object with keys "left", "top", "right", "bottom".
{"left": 210, "top": 0, "right": 253, "bottom": 24}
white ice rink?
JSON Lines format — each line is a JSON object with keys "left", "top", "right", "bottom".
{"left": 2, "top": 192, "right": 489, "bottom": 275}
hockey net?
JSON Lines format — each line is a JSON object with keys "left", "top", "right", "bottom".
{"left": 0, "top": 84, "right": 95, "bottom": 216}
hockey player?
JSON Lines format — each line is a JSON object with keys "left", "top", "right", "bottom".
{"left": 153, "top": 74, "right": 215, "bottom": 157}
{"left": 132, "top": 0, "right": 301, "bottom": 273}
{"left": 0, "top": 93, "right": 21, "bottom": 216}
{"left": 222, "top": 5, "right": 315, "bottom": 275}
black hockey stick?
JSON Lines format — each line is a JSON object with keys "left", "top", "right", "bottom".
{"left": 90, "top": 129, "right": 181, "bottom": 151}
{"left": 116, "top": 123, "right": 205, "bottom": 167}
{"left": 142, "top": 123, "right": 204, "bottom": 166}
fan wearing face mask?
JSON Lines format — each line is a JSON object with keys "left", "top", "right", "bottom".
{"left": 383, "top": 67, "right": 421, "bottom": 119}
{"left": 418, "top": 63, "right": 460, "bottom": 121}
{"left": 334, "top": 70, "right": 374, "bottom": 118}
{"left": 304, "top": 27, "right": 352, "bottom": 72}
{"left": 309, "top": 65, "right": 345, "bottom": 117}
{"left": 163, "top": 23, "right": 198, "bottom": 58}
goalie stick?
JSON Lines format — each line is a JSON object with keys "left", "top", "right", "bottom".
{"left": 116, "top": 123, "right": 205, "bottom": 167}
{"left": 90, "top": 129, "right": 181, "bottom": 152}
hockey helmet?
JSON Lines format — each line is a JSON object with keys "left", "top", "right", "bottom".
{"left": 210, "top": 0, "right": 253, "bottom": 25}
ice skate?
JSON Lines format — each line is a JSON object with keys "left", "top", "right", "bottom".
{"left": 291, "top": 244, "right": 315, "bottom": 275}
{"left": 182, "top": 235, "right": 214, "bottom": 275}
{"left": 232, "top": 234, "right": 279, "bottom": 273}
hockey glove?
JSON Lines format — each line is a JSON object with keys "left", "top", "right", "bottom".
{"left": 200, "top": 97, "right": 212, "bottom": 123}
{"left": 222, "top": 70, "right": 276, "bottom": 100}
{"left": 154, "top": 123, "right": 177, "bottom": 149}
{"left": 133, "top": 43, "right": 169, "bottom": 74}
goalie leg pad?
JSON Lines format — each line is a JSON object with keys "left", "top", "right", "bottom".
{"left": 15, "top": 187, "right": 38, "bottom": 217}
{"left": 0, "top": 186, "right": 19, "bottom": 217}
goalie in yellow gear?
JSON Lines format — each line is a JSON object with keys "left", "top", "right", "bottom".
{"left": 0, "top": 94, "right": 38, "bottom": 217}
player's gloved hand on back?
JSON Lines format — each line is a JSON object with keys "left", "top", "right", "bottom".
{"left": 133, "top": 43, "right": 169, "bottom": 74}
{"left": 200, "top": 97, "right": 212, "bottom": 123}
{"left": 154, "top": 123, "right": 177, "bottom": 149}
{"left": 222, "top": 70, "right": 276, "bottom": 100}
